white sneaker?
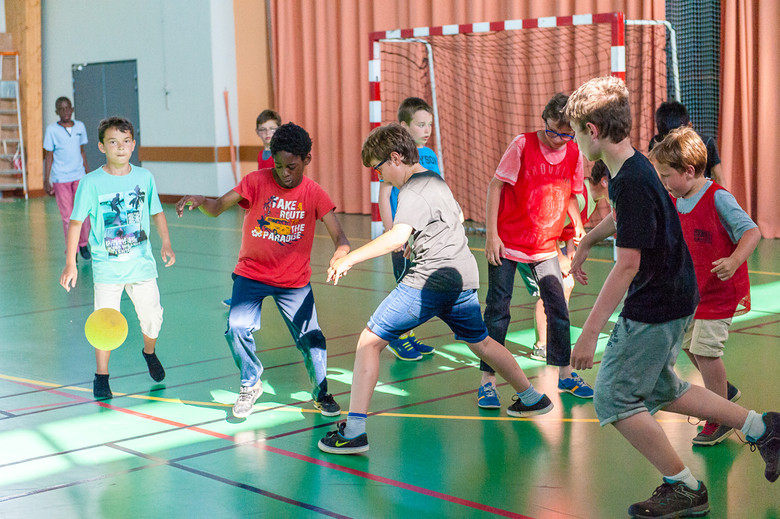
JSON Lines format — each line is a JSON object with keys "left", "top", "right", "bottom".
{"left": 232, "top": 381, "right": 263, "bottom": 418}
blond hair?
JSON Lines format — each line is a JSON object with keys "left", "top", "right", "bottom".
{"left": 647, "top": 126, "right": 707, "bottom": 177}
{"left": 564, "top": 76, "right": 631, "bottom": 142}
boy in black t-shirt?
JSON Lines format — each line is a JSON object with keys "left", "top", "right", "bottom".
{"left": 565, "top": 76, "right": 779, "bottom": 518}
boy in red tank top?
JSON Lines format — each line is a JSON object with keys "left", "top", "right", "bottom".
{"left": 478, "top": 93, "right": 593, "bottom": 410}
{"left": 649, "top": 127, "right": 761, "bottom": 446}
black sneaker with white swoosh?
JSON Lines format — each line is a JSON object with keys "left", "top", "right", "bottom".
{"left": 318, "top": 422, "right": 369, "bottom": 454}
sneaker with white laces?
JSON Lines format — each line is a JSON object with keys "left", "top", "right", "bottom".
{"left": 406, "top": 330, "right": 435, "bottom": 355}
{"left": 477, "top": 382, "right": 500, "bottom": 409}
{"left": 232, "top": 381, "right": 263, "bottom": 418}
{"left": 749, "top": 411, "right": 780, "bottom": 482}
{"left": 628, "top": 480, "right": 709, "bottom": 518}
{"left": 558, "top": 372, "right": 594, "bottom": 399}
{"left": 386, "top": 337, "right": 422, "bottom": 361}
{"left": 313, "top": 393, "right": 341, "bottom": 417}
{"left": 318, "top": 422, "right": 369, "bottom": 454}
{"left": 506, "top": 394, "right": 553, "bottom": 417}
{"left": 692, "top": 421, "right": 733, "bottom": 446}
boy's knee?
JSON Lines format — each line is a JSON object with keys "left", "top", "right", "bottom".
{"left": 138, "top": 305, "right": 163, "bottom": 338}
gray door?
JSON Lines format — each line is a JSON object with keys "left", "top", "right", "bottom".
{"left": 72, "top": 60, "right": 140, "bottom": 171}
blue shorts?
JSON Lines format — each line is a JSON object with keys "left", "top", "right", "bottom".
{"left": 368, "top": 284, "right": 489, "bottom": 344}
{"left": 594, "top": 315, "right": 693, "bottom": 426}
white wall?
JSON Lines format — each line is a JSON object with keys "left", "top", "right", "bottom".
{"left": 41, "top": 0, "right": 240, "bottom": 196}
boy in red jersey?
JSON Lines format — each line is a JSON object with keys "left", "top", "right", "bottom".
{"left": 222, "top": 109, "right": 282, "bottom": 307}
{"left": 176, "top": 123, "right": 350, "bottom": 419}
{"left": 526, "top": 161, "right": 610, "bottom": 360}
{"left": 649, "top": 126, "right": 761, "bottom": 446}
{"left": 478, "top": 93, "right": 592, "bottom": 410}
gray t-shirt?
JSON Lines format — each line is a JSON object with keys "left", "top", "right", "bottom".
{"left": 394, "top": 171, "right": 480, "bottom": 291}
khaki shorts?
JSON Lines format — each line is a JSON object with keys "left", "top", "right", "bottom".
{"left": 682, "top": 318, "right": 732, "bottom": 357}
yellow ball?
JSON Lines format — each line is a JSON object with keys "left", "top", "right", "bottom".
{"left": 84, "top": 308, "right": 128, "bottom": 351}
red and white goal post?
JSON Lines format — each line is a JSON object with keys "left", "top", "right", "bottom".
{"left": 368, "top": 12, "right": 679, "bottom": 236}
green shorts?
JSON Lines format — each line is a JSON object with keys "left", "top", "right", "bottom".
{"left": 594, "top": 315, "right": 693, "bottom": 426}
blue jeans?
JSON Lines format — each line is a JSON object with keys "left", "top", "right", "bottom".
{"left": 369, "top": 284, "right": 489, "bottom": 344}
{"left": 482, "top": 256, "right": 571, "bottom": 371}
{"left": 225, "top": 274, "right": 328, "bottom": 400}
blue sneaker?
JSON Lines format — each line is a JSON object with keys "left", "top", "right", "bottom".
{"left": 406, "top": 330, "right": 435, "bottom": 355}
{"left": 386, "top": 338, "right": 422, "bottom": 361}
{"left": 222, "top": 298, "right": 232, "bottom": 307}
{"left": 558, "top": 372, "right": 594, "bottom": 399}
{"left": 477, "top": 382, "right": 501, "bottom": 409}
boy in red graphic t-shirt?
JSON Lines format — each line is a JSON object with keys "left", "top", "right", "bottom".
{"left": 649, "top": 126, "right": 761, "bottom": 446}
{"left": 478, "top": 93, "right": 593, "bottom": 411}
{"left": 176, "top": 123, "right": 350, "bottom": 419}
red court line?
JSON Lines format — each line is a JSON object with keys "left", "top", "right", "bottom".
{"left": 6, "top": 378, "right": 533, "bottom": 518}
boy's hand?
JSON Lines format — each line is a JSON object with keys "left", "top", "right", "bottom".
{"left": 60, "top": 264, "right": 78, "bottom": 292}
{"left": 485, "top": 234, "right": 505, "bottom": 266}
{"left": 558, "top": 254, "right": 572, "bottom": 277}
{"left": 160, "top": 244, "right": 176, "bottom": 267}
{"left": 570, "top": 246, "right": 590, "bottom": 285}
{"left": 329, "top": 249, "right": 348, "bottom": 269}
{"left": 175, "top": 195, "right": 205, "bottom": 217}
{"left": 571, "top": 330, "right": 599, "bottom": 370}
{"left": 402, "top": 243, "right": 412, "bottom": 259}
{"left": 711, "top": 256, "right": 740, "bottom": 281}
{"left": 327, "top": 256, "right": 353, "bottom": 285}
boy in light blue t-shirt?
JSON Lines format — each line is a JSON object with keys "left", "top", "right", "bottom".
{"left": 60, "top": 117, "right": 175, "bottom": 400}
{"left": 377, "top": 97, "right": 441, "bottom": 361}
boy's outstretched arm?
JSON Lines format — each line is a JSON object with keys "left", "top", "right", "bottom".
{"left": 711, "top": 226, "right": 761, "bottom": 281}
{"left": 60, "top": 220, "right": 83, "bottom": 291}
{"left": 484, "top": 177, "right": 505, "bottom": 266}
{"left": 175, "top": 190, "right": 243, "bottom": 218}
{"left": 571, "top": 245, "right": 639, "bottom": 370}
{"left": 570, "top": 213, "right": 616, "bottom": 285}
{"left": 321, "top": 210, "right": 351, "bottom": 268}
{"left": 567, "top": 194, "right": 585, "bottom": 241}
{"left": 327, "top": 223, "right": 413, "bottom": 285}
{"left": 152, "top": 211, "right": 176, "bottom": 267}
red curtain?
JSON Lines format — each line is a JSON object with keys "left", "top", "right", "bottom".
{"left": 720, "top": 0, "right": 780, "bottom": 238}
{"left": 270, "top": 0, "right": 666, "bottom": 215}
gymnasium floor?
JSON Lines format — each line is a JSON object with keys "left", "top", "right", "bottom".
{"left": 1, "top": 196, "right": 778, "bottom": 518}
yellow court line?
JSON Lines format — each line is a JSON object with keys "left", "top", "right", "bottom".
{"left": 2, "top": 373, "right": 695, "bottom": 424}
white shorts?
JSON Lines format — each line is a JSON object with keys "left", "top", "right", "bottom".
{"left": 682, "top": 318, "right": 731, "bottom": 357}
{"left": 94, "top": 278, "right": 163, "bottom": 339}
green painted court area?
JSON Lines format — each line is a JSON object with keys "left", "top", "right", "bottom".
{"left": 1, "top": 198, "right": 778, "bottom": 518}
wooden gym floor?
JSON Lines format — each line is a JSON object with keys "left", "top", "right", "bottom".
{"left": 0, "top": 197, "right": 778, "bottom": 518}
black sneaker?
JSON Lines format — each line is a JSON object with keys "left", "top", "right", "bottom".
{"left": 93, "top": 374, "right": 113, "bottom": 399}
{"left": 628, "top": 480, "right": 709, "bottom": 518}
{"left": 143, "top": 350, "right": 166, "bottom": 382}
{"left": 506, "top": 394, "right": 553, "bottom": 418}
{"left": 749, "top": 412, "right": 780, "bottom": 482}
{"left": 318, "top": 422, "right": 369, "bottom": 454}
{"left": 314, "top": 393, "right": 341, "bottom": 417}
{"left": 692, "top": 421, "right": 733, "bottom": 446}
{"left": 79, "top": 245, "right": 92, "bottom": 260}
{"left": 727, "top": 381, "right": 741, "bottom": 402}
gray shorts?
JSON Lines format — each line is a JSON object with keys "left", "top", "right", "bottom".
{"left": 594, "top": 315, "right": 693, "bottom": 426}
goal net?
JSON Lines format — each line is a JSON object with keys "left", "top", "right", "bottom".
{"left": 369, "top": 13, "right": 677, "bottom": 233}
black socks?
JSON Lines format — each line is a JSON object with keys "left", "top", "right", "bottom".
{"left": 143, "top": 350, "right": 166, "bottom": 382}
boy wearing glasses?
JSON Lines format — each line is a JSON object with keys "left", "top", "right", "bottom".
{"left": 377, "top": 97, "right": 440, "bottom": 361}
{"left": 318, "top": 124, "right": 552, "bottom": 454}
{"left": 477, "top": 93, "right": 593, "bottom": 411}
